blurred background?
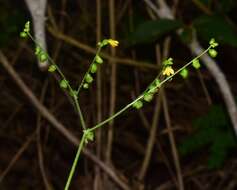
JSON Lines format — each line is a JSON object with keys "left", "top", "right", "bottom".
{"left": 0, "top": 0, "right": 237, "bottom": 189}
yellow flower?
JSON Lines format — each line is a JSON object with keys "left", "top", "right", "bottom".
{"left": 107, "top": 39, "right": 119, "bottom": 47}
{"left": 162, "top": 66, "right": 174, "bottom": 76}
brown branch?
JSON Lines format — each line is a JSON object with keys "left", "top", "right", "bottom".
{"left": 0, "top": 132, "right": 36, "bottom": 183}
{"left": 162, "top": 89, "right": 184, "bottom": 190}
{"left": 36, "top": 79, "right": 53, "bottom": 190}
{"left": 191, "top": 0, "right": 212, "bottom": 15}
{"left": 94, "top": 0, "right": 103, "bottom": 189}
{"left": 106, "top": 0, "right": 116, "bottom": 165}
{"left": 47, "top": 26, "right": 158, "bottom": 70}
{"left": 25, "top": 0, "right": 48, "bottom": 69}
{"left": 138, "top": 94, "right": 162, "bottom": 181}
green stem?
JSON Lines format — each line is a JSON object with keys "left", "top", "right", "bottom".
{"left": 88, "top": 95, "right": 143, "bottom": 132}
{"left": 64, "top": 134, "right": 86, "bottom": 190}
{"left": 76, "top": 46, "right": 102, "bottom": 94}
{"left": 73, "top": 96, "right": 86, "bottom": 130}
{"left": 27, "top": 32, "right": 87, "bottom": 130}
{"left": 88, "top": 46, "right": 211, "bottom": 132}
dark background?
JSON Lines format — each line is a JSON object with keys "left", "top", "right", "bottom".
{"left": 0, "top": 0, "right": 237, "bottom": 189}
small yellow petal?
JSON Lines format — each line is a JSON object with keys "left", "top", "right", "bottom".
{"left": 162, "top": 66, "right": 174, "bottom": 76}
{"left": 108, "top": 39, "right": 119, "bottom": 47}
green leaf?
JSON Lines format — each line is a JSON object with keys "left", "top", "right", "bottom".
{"left": 178, "top": 103, "right": 237, "bottom": 169}
{"left": 127, "top": 19, "right": 183, "bottom": 45}
{"left": 180, "top": 27, "right": 193, "bottom": 44}
{"left": 218, "top": 0, "right": 237, "bottom": 12}
{"left": 0, "top": 3, "right": 25, "bottom": 47}
{"left": 194, "top": 15, "right": 237, "bottom": 47}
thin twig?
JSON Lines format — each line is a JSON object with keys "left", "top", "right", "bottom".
{"left": 0, "top": 132, "right": 36, "bottom": 183}
{"left": 36, "top": 79, "right": 53, "bottom": 190}
{"left": 138, "top": 94, "right": 162, "bottom": 180}
{"left": 94, "top": 0, "right": 103, "bottom": 189}
{"left": 106, "top": 0, "right": 116, "bottom": 165}
{"left": 138, "top": 42, "right": 162, "bottom": 183}
{"left": 47, "top": 26, "right": 158, "bottom": 70}
{"left": 191, "top": 0, "right": 212, "bottom": 15}
{"left": 197, "top": 70, "right": 212, "bottom": 105}
{"left": 162, "top": 90, "right": 184, "bottom": 190}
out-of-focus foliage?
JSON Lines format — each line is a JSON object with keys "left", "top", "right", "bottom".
{"left": 0, "top": 2, "right": 25, "bottom": 47}
{"left": 199, "top": 0, "right": 237, "bottom": 12}
{"left": 127, "top": 19, "right": 183, "bottom": 45}
{"left": 180, "top": 26, "right": 193, "bottom": 43}
{"left": 194, "top": 15, "right": 237, "bottom": 47}
{"left": 125, "top": 0, "right": 237, "bottom": 48}
{"left": 179, "top": 104, "right": 237, "bottom": 169}
{"left": 218, "top": 0, "right": 237, "bottom": 12}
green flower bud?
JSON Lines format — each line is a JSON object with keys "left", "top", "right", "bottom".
{"left": 48, "top": 65, "right": 57, "bottom": 72}
{"left": 39, "top": 53, "right": 48, "bottom": 62}
{"left": 148, "top": 84, "right": 157, "bottom": 94}
{"left": 133, "top": 100, "right": 143, "bottom": 109}
{"left": 209, "top": 49, "right": 218, "bottom": 58}
{"left": 69, "top": 90, "right": 78, "bottom": 98}
{"left": 85, "top": 74, "right": 93, "bottom": 83}
{"left": 95, "top": 55, "right": 103, "bottom": 64}
{"left": 60, "top": 79, "right": 68, "bottom": 89}
{"left": 35, "top": 46, "right": 41, "bottom": 55}
{"left": 83, "top": 83, "right": 89, "bottom": 89}
{"left": 100, "top": 39, "right": 109, "bottom": 47}
{"left": 180, "top": 68, "right": 189, "bottom": 79}
{"left": 97, "top": 42, "right": 102, "bottom": 47}
{"left": 84, "top": 130, "right": 94, "bottom": 143}
{"left": 24, "top": 21, "right": 30, "bottom": 33}
{"left": 192, "top": 59, "right": 201, "bottom": 69}
{"left": 163, "top": 58, "right": 173, "bottom": 66}
{"left": 209, "top": 38, "right": 218, "bottom": 48}
{"left": 144, "top": 93, "right": 154, "bottom": 102}
{"left": 155, "top": 79, "right": 160, "bottom": 87}
{"left": 20, "top": 32, "right": 27, "bottom": 38}
{"left": 90, "top": 64, "right": 97, "bottom": 73}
